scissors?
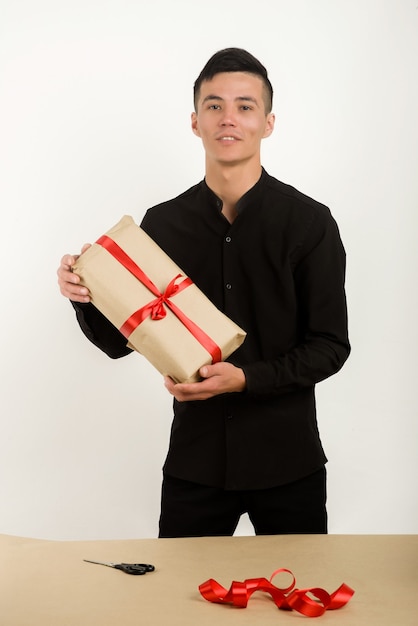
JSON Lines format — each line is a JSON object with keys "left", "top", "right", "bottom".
{"left": 83, "top": 559, "right": 155, "bottom": 575}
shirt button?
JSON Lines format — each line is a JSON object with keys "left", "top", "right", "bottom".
{"left": 227, "top": 415, "right": 233, "bottom": 420}
{"left": 225, "top": 283, "right": 232, "bottom": 290}
{"left": 225, "top": 236, "right": 231, "bottom": 243}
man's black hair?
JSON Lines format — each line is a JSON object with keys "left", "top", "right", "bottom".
{"left": 193, "top": 48, "right": 273, "bottom": 113}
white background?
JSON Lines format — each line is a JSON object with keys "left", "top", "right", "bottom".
{"left": 1, "top": 0, "right": 417, "bottom": 540}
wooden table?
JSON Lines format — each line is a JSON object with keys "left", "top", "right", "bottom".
{"left": 1, "top": 533, "right": 416, "bottom": 625}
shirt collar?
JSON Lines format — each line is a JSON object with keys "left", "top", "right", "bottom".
{"left": 202, "top": 168, "right": 268, "bottom": 216}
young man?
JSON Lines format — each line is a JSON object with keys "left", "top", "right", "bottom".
{"left": 58, "top": 48, "right": 350, "bottom": 537}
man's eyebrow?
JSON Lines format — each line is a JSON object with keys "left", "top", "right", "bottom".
{"left": 236, "top": 96, "right": 259, "bottom": 106}
{"left": 202, "top": 95, "right": 223, "bottom": 104}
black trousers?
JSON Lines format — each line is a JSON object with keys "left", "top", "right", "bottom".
{"left": 158, "top": 468, "right": 327, "bottom": 538}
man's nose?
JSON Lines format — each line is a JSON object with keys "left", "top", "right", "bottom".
{"left": 219, "top": 106, "right": 237, "bottom": 126}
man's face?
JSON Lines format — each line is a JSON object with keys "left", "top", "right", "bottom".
{"left": 191, "top": 72, "right": 275, "bottom": 167}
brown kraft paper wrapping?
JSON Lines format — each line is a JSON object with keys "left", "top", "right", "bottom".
{"left": 72, "top": 215, "right": 247, "bottom": 383}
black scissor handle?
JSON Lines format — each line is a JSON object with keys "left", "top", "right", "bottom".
{"left": 134, "top": 563, "right": 155, "bottom": 572}
{"left": 115, "top": 563, "right": 154, "bottom": 575}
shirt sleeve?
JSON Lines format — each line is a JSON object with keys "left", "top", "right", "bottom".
{"left": 71, "top": 301, "right": 133, "bottom": 359}
{"left": 242, "top": 209, "right": 350, "bottom": 396}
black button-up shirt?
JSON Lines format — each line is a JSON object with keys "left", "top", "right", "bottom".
{"left": 73, "top": 169, "right": 350, "bottom": 490}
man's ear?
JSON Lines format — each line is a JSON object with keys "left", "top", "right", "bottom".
{"left": 263, "top": 113, "right": 275, "bottom": 138}
{"left": 191, "top": 111, "right": 201, "bottom": 137}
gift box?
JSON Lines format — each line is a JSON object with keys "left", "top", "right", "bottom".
{"left": 72, "top": 215, "right": 246, "bottom": 383}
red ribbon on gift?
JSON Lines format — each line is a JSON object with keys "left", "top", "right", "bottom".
{"left": 199, "top": 568, "right": 355, "bottom": 618}
{"left": 96, "top": 235, "right": 222, "bottom": 364}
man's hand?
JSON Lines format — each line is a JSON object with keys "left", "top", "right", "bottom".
{"left": 57, "top": 244, "right": 91, "bottom": 303}
{"left": 164, "top": 362, "right": 246, "bottom": 401}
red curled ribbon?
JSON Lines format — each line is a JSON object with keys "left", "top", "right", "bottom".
{"left": 96, "top": 235, "right": 222, "bottom": 364}
{"left": 199, "top": 568, "right": 355, "bottom": 618}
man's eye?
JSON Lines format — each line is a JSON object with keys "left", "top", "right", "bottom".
{"left": 209, "top": 104, "right": 221, "bottom": 110}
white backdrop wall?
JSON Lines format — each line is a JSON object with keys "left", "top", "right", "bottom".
{"left": 1, "top": 0, "right": 417, "bottom": 540}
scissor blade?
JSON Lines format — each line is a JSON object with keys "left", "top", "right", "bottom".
{"left": 83, "top": 559, "right": 116, "bottom": 568}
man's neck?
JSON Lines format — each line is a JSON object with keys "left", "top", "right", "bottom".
{"left": 205, "top": 161, "right": 262, "bottom": 223}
